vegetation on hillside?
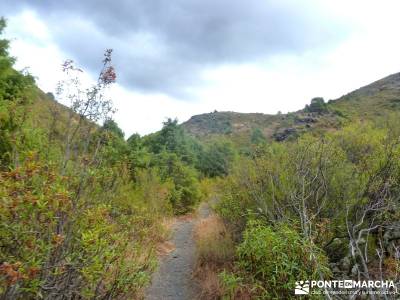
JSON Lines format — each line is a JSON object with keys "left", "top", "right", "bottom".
{"left": 0, "top": 19, "right": 234, "bottom": 299}
{"left": 194, "top": 117, "right": 400, "bottom": 298}
{"left": 2, "top": 14, "right": 400, "bottom": 300}
{"left": 182, "top": 73, "right": 400, "bottom": 149}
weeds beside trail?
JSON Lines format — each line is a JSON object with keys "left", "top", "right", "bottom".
{"left": 193, "top": 204, "right": 239, "bottom": 300}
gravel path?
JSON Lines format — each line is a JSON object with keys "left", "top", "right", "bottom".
{"left": 145, "top": 215, "right": 201, "bottom": 300}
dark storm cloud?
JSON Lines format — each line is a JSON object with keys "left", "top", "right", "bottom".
{"left": 2, "top": 0, "right": 346, "bottom": 96}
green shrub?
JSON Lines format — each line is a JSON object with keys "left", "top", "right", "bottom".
{"left": 196, "top": 139, "right": 236, "bottom": 177}
{"left": 219, "top": 271, "right": 245, "bottom": 299}
{"left": 305, "top": 97, "right": 328, "bottom": 113}
{"left": 0, "top": 17, "right": 35, "bottom": 167}
{"left": 236, "top": 220, "right": 331, "bottom": 299}
{"left": 0, "top": 158, "right": 164, "bottom": 299}
{"left": 154, "top": 152, "right": 202, "bottom": 214}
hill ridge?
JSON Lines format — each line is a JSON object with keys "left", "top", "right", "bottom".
{"left": 182, "top": 71, "right": 400, "bottom": 143}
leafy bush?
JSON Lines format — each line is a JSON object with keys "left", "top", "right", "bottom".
{"left": 305, "top": 97, "right": 328, "bottom": 113}
{"left": 150, "top": 151, "right": 201, "bottom": 214}
{"left": 217, "top": 118, "right": 400, "bottom": 297}
{"left": 144, "top": 118, "right": 197, "bottom": 165}
{"left": 0, "top": 157, "right": 163, "bottom": 299}
{"left": 250, "top": 127, "right": 266, "bottom": 145}
{"left": 196, "top": 139, "right": 236, "bottom": 177}
{"left": 0, "top": 38, "right": 173, "bottom": 298}
{"left": 0, "top": 18, "right": 35, "bottom": 167}
{"left": 219, "top": 271, "right": 247, "bottom": 299}
{"left": 236, "top": 220, "right": 331, "bottom": 299}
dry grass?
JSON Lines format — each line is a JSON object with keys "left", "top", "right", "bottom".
{"left": 193, "top": 214, "right": 235, "bottom": 299}
{"left": 194, "top": 215, "right": 235, "bottom": 265}
{"left": 194, "top": 264, "right": 224, "bottom": 300}
{"left": 156, "top": 241, "right": 175, "bottom": 256}
{"left": 153, "top": 217, "right": 176, "bottom": 256}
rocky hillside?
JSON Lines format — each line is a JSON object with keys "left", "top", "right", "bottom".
{"left": 182, "top": 72, "right": 400, "bottom": 143}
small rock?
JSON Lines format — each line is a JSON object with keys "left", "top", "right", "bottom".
{"left": 341, "top": 256, "right": 351, "bottom": 271}
{"left": 351, "top": 264, "right": 359, "bottom": 277}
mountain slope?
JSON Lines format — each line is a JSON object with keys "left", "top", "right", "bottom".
{"left": 182, "top": 72, "right": 400, "bottom": 143}
{"left": 329, "top": 72, "right": 400, "bottom": 118}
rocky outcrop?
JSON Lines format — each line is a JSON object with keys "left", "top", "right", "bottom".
{"left": 272, "top": 128, "right": 297, "bottom": 141}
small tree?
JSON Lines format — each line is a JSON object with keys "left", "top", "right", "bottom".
{"left": 0, "top": 18, "right": 34, "bottom": 167}
{"left": 55, "top": 49, "right": 116, "bottom": 172}
{"left": 305, "top": 97, "right": 328, "bottom": 113}
{"left": 197, "top": 140, "right": 235, "bottom": 177}
{"left": 250, "top": 128, "right": 266, "bottom": 145}
{"left": 103, "top": 119, "right": 124, "bottom": 139}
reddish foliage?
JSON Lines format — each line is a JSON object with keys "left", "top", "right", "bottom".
{"left": 0, "top": 262, "right": 23, "bottom": 285}
{"left": 27, "top": 267, "right": 40, "bottom": 279}
{"left": 101, "top": 66, "right": 116, "bottom": 85}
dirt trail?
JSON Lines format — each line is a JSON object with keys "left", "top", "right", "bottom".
{"left": 146, "top": 204, "right": 210, "bottom": 300}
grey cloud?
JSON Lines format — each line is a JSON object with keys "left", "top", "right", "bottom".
{"left": 3, "top": 0, "right": 347, "bottom": 97}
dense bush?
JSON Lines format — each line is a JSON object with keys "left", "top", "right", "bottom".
{"left": 144, "top": 118, "right": 197, "bottom": 165}
{"left": 0, "top": 18, "right": 35, "bottom": 167}
{"left": 236, "top": 220, "right": 330, "bottom": 299}
{"left": 196, "top": 139, "right": 236, "bottom": 177}
{"left": 217, "top": 118, "right": 400, "bottom": 297}
{"left": 194, "top": 111, "right": 400, "bottom": 299}
{"left": 305, "top": 97, "right": 328, "bottom": 113}
{"left": 250, "top": 127, "right": 266, "bottom": 145}
{"left": 153, "top": 152, "right": 201, "bottom": 214}
{"left": 0, "top": 25, "right": 173, "bottom": 298}
{"left": 0, "top": 157, "right": 164, "bottom": 299}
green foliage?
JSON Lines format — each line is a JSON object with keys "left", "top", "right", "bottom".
{"left": 153, "top": 151, "right": 201, "bottom": 214}
{"left": 217, "top": 116, "right": 400, "bottom": 298}
{"left": 219, "top": 271, "right": 245, "bottom": 299}
{"left": 126, "top": 133, "right": 151, "bottom": 181}
{"left": 197, "top": 139, "right": 236, "bottom": 177}
{"left": 250, "top": 127, "right": 266, "bottom": 145}
{"left": 4, "top": 12, "right": 400, "bottom": 299}
{"left": 0, "top": 18, "right": 35, "bottom": 166}
{"left": 102, "top": 119, "right": 124, "bottom": 139}
{"left": 0, "top": 36, "right": 171, "bottom": 298}
{"left": 99, "top": 120, "right": 129, "bottom": 166}
{"left": 131, "top": 168, "right": 173, "bottom": 214}
{"left": 144, "top": 118, "right": 196, "bottom": 164}
{"left": 0, "top": 17, "right": 34, "bottom": 103}
{"left": 305, "top": 97, "right": 328, "bottom": 113}
{"left": 236, "top": 220, "right": 330, "bottom": 299}
{"left": 128, "top": 118, "right": 238, "bottom": 213}
{"left": 0, "top": 18, "right": 9, "bottom": 57}
{"left": 0, "top": 159, "right": 161, "bottom": 299}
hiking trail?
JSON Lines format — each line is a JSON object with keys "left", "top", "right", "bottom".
{"left": 145, "top": 204, "right": 210, "bottom": 300}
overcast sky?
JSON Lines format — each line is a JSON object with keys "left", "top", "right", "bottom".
{"left": 2, "top": 1, "right": 400, "bottom": 136}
